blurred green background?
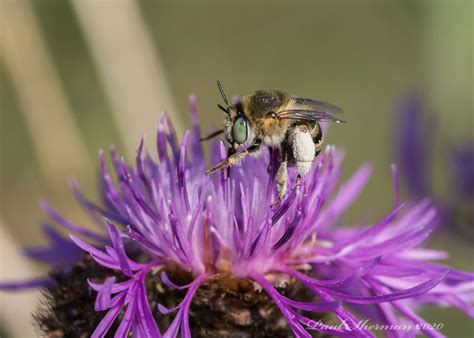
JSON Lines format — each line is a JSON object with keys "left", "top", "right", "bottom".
{"left": 0, "top": 0, "right": 472, "bottom": 337}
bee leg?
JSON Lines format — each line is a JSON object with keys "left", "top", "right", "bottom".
{"left": 283, "top": 124, "right": 314, "bottom": 197}
{"left": 295, "top": 174, "right": 302, "bottom": 187}
{"left": 279, "top": 174, "right": 303, "bottom": 200}
{"left": 267, "top": 147, "right": 273, "bottom": 174}
{"left": 271, "top": 153, "right": 288, "bottom": 207}
{"left": 205, "top": 142, "right": 261, "bottom": 175}
{"left": 276, "top": 159, "right": 288, "bottom": 199}
{"left": 226, "top": 147, "right": 236, "bottom": 177}
{"left": 199, "top": 129, "right": 224, "bottom": 142}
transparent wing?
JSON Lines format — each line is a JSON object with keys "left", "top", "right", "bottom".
{"left": 292, "top": 97, "right": 344, "bottom": 115}
{"left": 276, "top": 110, "right": 346, "bottom": 123}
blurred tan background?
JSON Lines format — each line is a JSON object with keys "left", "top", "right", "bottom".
{"left": 0, "top": 0, "right": 472, "bottom": 337}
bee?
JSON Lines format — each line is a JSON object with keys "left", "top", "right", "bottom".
{"left": 204, "top": 81, "right": 345, "bottom": 202}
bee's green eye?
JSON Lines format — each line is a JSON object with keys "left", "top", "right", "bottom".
{"left": 232, "top": 117, "right": 248, "bottom": 144}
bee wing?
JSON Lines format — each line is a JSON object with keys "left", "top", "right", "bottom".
{"left": 292, "top": 97, "right": 344, "bottom": 115}
{"left": 275, "top": 97, "right": 345, "bottom": 123}
{"left": 276, "top": 110, "right": 346, "bottom": 123}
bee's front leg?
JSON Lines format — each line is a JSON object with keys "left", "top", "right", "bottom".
{"left": 205, "top": 142, "right": 261, "bottom": 175}
{"left": 226, "top": 147, "right": 236, "bottom": 177}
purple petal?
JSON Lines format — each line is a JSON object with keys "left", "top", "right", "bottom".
{"left": 163, "top": 275, "right": 206, "bottom": 338}
{"left": 272, "top": 209, "right": 302, "bottom": 250}
{"left": 393, "top": 94, "right": 432, "bottom": 196}
{"left": 105, "top": 220, "right": 133, "bottom": 276}
{"left": 178, "top": 132, "right": 191, "bottom": 211}
{"left": 70, "top": 178, "right": 108, "bottom": 229}
{"left": 189, "top": 95, "right": 205, "bottom": 167}
{"left": 40, "top": 200, "right": 107, "bottom": 243}
{"left": 250, "top": 271, "right": 315, "bottom": 338}
{"left": 329, "top": 271, "right": 449, "bottom": 304}
{"left": 69, "top": 235, "right": 119, "bottom": 269}
{"left": 91, "top": 293, "right": 126, "bottom": 338}
{"left": 271, "top": 188, "right": 297, "bottom": 225}
{"left": 186, "top": 201, "right": 202, "bottom": 243}
{"left": 94, "top": 276, "right": 116, "bottom": 311}
{"left": 160, "top": 271, "right": 196, "bottom": 290}
{"left": 158, "top": 303, "right": 179, "bottom": 315}
{"left": 115, "top": 288, "right": 137, "bottom": 337}
{"left": 335, "top": 205, "right": 404, "bottom": 250}
{"left": 390, "top": 163, "right": 400, "bottom": 208}
{"left": 348, "top": 216, "right": 435, "bottom": 259}
{"left": 0, "top": 277, "right": 53, "bottom": 290}
{"left": 315, "top": 163, "right": 372, "bottom": 231}
{"left": 288, "top": 307, "right": 354, "bottom": 337}
{"left": 88, "top": 278, "right": 133, "bottom": 294}
{"left": 248, "top": 219, "right": 271, "bottom": 257}
{"left": 450, "top": 140, "right": 474, "bottom": 199}
{"left": 281, "top": 295, "right": 339, "bottom": 312}
{"left": 23, "top": 223, "right": 82, "bottom": 265}
{"left": 136, "top": 280, "right": 162, "bottom": 337}
{"left": 125, "top": 225, "right": 163, "bottom": 256}
{"left": 280, "top": 257, "right": 381, "bottom": 290}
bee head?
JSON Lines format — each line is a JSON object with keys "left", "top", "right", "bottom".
{"left": 217, "top": 81, "right": 251, "bottom": 149}
{"left": 230, "top": 102, "right": 249, "bottom": 147}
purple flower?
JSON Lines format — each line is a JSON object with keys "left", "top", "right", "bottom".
{"left": 393, "top": 95, "right": 433, "bottom": 197}
{"left": 2, "top": 96, "right": 474, "bottom": 337}
{"left": 394, "top": 94, "right": 474, "bottom": 238}
{"left": 449, "top": 141, "right": 474, "bottom": 200}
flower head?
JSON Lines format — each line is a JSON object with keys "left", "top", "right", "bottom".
{"left": 3, "top": 96, "right": 474, "bottom": 337}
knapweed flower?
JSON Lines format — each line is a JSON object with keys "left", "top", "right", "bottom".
{"left": 2, "top": 96, "right": 474, "bottom": 337}
{"left": 394, "top": 95, "right": 474, "bottom": 239}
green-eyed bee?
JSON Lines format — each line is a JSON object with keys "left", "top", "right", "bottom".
{"left": 204, "top": 81, "right": 345, "bottom": 201}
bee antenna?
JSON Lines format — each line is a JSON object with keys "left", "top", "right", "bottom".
{"left": 217, "top": 103, "right": 230, "bottom": 115}
{"left": 217, "top": 80, "right": 229, "bottom": 106}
